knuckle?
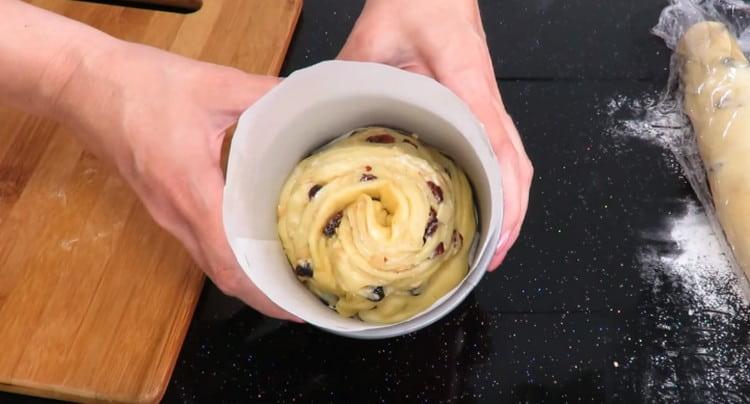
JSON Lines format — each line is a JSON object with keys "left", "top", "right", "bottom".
{"left": 505, "top": 215, "right": 521, "bottom": 230}
{"left": 494, "top": 141, "right": 517, "bottom": 162}
{"left": 523, "top": 158, "right": 534, "bottom": 181}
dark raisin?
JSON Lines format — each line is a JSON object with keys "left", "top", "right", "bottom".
{"left": 294, "top": 262, "right": 313, "bottom": 277}
{"left": 409, "top": 287, "right": 422, "bottom": 296}
{"left": 308, "top": 184, "right": 323, "bottom": 200}
{"left": 383, "top": 257, "right": 388, "bottom": 263}
{"left": 402, "top": 139, "right": 418, "bottom": 148}
{"left": 366, "top": 134, "right": 396, "bottom": 144}
{"left": 360, "top": 173, "right": 378, "bottom": 182}
{"left": 433, "top": 242, "right": 445, "bottom": 258}
{"left": 365, "top": 165, "right": 372, "bottom": 172}
{"left": 368, "top": 286, "right": 385, "bottom": 302}
{"left": 427, "top": 181, "right": 444, "bottom": 203}
{"left": 322, "top": 212, "right": 343, "bottom": 237}
{"left": 452, "top": 230, "right": 464, "bottom": 248}
{"left": 423, "top": 207, "right": 438, "bottom": 243}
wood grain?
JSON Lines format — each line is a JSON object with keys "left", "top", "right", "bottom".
{"left": 0, "top": 0, "right": 302, "bottom": 402}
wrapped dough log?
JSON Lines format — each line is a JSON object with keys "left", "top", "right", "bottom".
{"left": 277, "top": 127, "right": 476, "bottom": 324}
{"left": 677, "top": 21, "right": 750, "bottom": 276}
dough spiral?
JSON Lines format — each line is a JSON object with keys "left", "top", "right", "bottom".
{"left": 277, "top": 127, "right": 476, "bottom": 323}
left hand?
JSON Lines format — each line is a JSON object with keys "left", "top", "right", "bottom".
{"left": 339, "top": 0, "right": 533, "bottom": 270}
{"left": 53, "top": 39, "right": 301, "bottom": 322}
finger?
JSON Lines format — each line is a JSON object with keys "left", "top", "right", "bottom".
{"left": 180, "top": 161, "right": 303, "bottom": 323}
{"left": 337, "top": 33, "right": 379, "bottom": 63}
{"left": 497, "top": 115, "right": 533, "bottom": 233}
{"left": 496, "top": 114, "right": 533, "bottom": 266}
{"left": 489, "top": 249, "right": 505, "bottom": 271}
{"left": 222, "top": 271, "right": 303, "bottom": 322}
{"left": 190, "top": 70, "right": 298, "bottom": 322}
{"left": 400, "top": 63, "right": 436, "bottom": 78}
{"left": 489, "top": 219, "right": 523, "bottom": 270}
{"left": 436, "top": 70, "right": 529, "bottom": 272}
{"left": 497, "top": 100, "right": 530, "bottom": 166}
{"left": 338, "top": 45, "right": 436, "bottom": 79}
{"left": 488, "top": 150, "right": 523, "bottom": 271}
{"left": 129, "top": 178, "right": 213, "bottom": 272}
{"left": 202, "top": 67, "right": 280, "bottom": 125}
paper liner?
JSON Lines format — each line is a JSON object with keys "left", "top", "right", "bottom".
{"left": 223, "top": 61, "right": 502, "bottom": 338}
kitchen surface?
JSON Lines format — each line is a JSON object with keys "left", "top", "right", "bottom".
{"left": 4, "top": 0, "right": 750, "bottom": 402}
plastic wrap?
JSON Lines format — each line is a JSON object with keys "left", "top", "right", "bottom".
{"left": 653, "top": 0, "right": 750, "bottom": 293}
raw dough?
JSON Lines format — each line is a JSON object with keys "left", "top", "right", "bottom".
{"left": 678, "top": 22, "right": 750, "bottom": 276}
{"left": 277, "top": 127, "right": 476, "bottom": 323}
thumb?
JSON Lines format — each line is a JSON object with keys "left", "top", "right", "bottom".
{"left": 187, "top": 166, "right": 303, "bottom": 322}
{"left": 201, "top": 65, "right": 280, "bottom": 123}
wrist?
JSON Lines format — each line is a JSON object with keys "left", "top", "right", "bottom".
{"left": 0, "top": 0, "right": 122, "bottom": 120}
{"left": 46, "top": 33, "right": 124, "bottom": 127}
{"left": 360, "top": 0, "right": 481, "bottom": 34}
{"left": 366, "top": 0, "right": 475, "bottom": 7}
{"left": 365, "top": 0, "right": 477, "bottom": 16}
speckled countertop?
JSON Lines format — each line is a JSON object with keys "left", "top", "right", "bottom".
{"left": 7, "top": 0, "right": 750, "bottom": 402}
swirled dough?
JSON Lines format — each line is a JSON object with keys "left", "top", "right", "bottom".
{"left": 277, "top": 127, "right": 476, "bottom": 323}
{"left": 678, "top": 22, "right": 750, "bottom": 278}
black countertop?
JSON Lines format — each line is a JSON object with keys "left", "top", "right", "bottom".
{"left": 6, "top": 0, "right": 750, "bottom": 402}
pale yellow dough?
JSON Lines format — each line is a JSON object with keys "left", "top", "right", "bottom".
{"left": 277, "top": 127, "right": 476, "bottom": 323}
{"left": 678, "top": 22, "right": 750, "bottom": 277}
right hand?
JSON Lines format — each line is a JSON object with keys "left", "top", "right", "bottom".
{"left": 339, "top": 0, "right": 533, "bottom": 269}
{"left": 54, "top": 39, "right": 301, "bottom": 322}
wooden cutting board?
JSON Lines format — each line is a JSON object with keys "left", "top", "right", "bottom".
{"left": 0, "top": 0, "right": 301, "bottom": 402}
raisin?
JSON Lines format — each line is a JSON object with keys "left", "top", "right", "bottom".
{"left": 368, "top": 286, "right": 385, "bottom": 302}
{"left": 427, "top": 181, "right": 444, "bottom": 203}
{"left": 402, "top": 139, "right": 418, "bottom": 148}
{"left": 452, "top": 230, "right": 464, "bottom": 248}
{"left": 294, "top": 261, "right": 313, "bottom": 277}
{"left": 308, "top": 184, "right": 323, "bottom": 200}
{"left": 365, "top": 165, "right": 372, "bottom": 172}
{"left": 433, "top": 242, "right": 445, "bottom": 258}
{"left": 423, "top": 207, "right": 438, "bottom": 243}
{"left": 360, "top": 173, "right": 378, "bottom": 182}
{"left": 322, "top": 212, "right": 343, "bottom": 237}
{"left": 366, "top": 134, "right": 396, "bottom": 144}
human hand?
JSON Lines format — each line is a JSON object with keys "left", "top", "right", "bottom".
{"left": 52, "top": 39, "right": 301, "bottom": 321}
{"left": 339, "top": 0, "right": 533, "bottom": 270}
